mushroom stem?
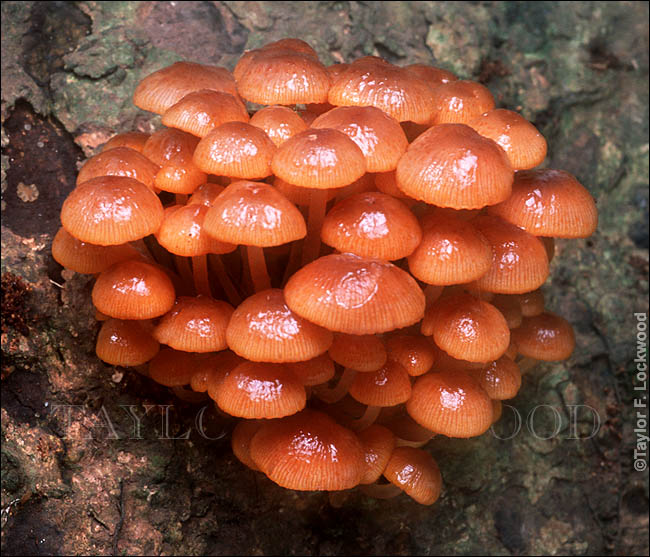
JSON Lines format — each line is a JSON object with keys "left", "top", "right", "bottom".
{"left": 313, "top": 368, "right": 357, "bottom": 404}
{"left": 349, "top": 405, "right": 381, "bottom": 431}
{"left": 192, "top": 255, "right": 211, "bottom": 297}
{"left": 144, "top": 235, "right": 174, "bottom": 268}
{"left": 175, "top": 255, "right": 195, "bottom": 293}
{"left": 394, "top": 437, "right": 431, "bottom": 448}
{"left": 171, "top": 385, "right": 209, "bottom": 403}
{"left": 282, "top": 240, "right": 303, "bottom": 286}
{"left": 208, "top": 254, "right": 242, "bottom": 306}
{"left": 302, "top": 188, "right": 328, "bottom": 265}
{"left": 359, "top": 483, "right": 402, "bottom": 500}
{"left": 130, "top": 238, "right": 156, "bottom": 262}
{"left": 248, "top": 245, "right": 271, "bottom": 292}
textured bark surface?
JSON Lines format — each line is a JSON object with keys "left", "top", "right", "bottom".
{"left": 1, "top": 2, "right": 648, "bottom": 555}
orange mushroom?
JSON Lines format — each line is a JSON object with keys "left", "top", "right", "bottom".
{"left": 488, "top": 169, "right": 598, "bottom": 238}
{"left": 225, "top": 288, "right": 332, "bottom": 363}
{"left": 133, "top": 61, "right": 238, "bottom": 115}
{"left": 407, "top": 369, "right": 493, "bottom": 438}
{"left": 250, "top": 409, "right": 365, "bottom": 491}
{"left": 284, "top": 253, "right": 425, "bottom": 335}
{"left": 61, "top": 176, "right": 164, "bottom": 246}
{"left": 396, "top": 124, "right": 514, "bottom": 209}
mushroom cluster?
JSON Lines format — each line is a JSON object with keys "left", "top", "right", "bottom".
{"left": 53, "top": 38, "right": 598, "bottom": 506}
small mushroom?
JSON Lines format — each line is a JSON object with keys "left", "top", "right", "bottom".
{"left": 249, "top": 409, "right": 365, "bottom": 491}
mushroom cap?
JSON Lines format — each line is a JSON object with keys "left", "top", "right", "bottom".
{"left": 468, "top": 109, "right": 547, "bottom": 170}
{"left": 226, "top": 289, "right": 333, "bottom": 363}
{"left": 284, "top": 253, "right": 425, "bottom": 335}
{"left": 328, "top": 333, "right": 387, "bottom": 372}
{"left": 321, "top": 192, "right": 422, "bottom": 260}
{"left": 381, "top": 411, "right": 436, "bottom": 445}
{"left": 407, "top": 369, "right": 494, "bottom": 438}
{"left": 273, "top": 176, "right": 337, "bottom": 207}
{"left": 383, "top": 446, "right": 443, "bottom": 505}
{"left": 504, "top": 340, "right": 519, "bottom": 360}
{"left": 61, "top": 176, "right": 164, "bottom": 246}
{"left": 335, "top": 172, "right": 376, "bottom": 199}
{"left": 141, "top": 129, "right": 208, "bottom": 194}
{"left": 487, "top": 169, "right": 598, "bottom": 238}
{"left": 142, "top": 128, "right": 200, "bottom": 166}
{"left": 203, "top": 180, "right": 306, "bottom": 247}
{"left": 490, "top": 294, "right": 524, "bottom": 329}
{"left": 422, "top": 292, "right": 510, "bottom": 363}
{"left": 444, "top": 283, "right": 496, "bottom": 302}
{"left": 214, "top": 361, "right": 306, "bottom": 419}
{"left": 510, "top": 312, "right": 575, "bottom": 361}
{"left": 133, "top": 61, "right": 238, "bottom": 114}
{"left": 76, "top": 146, "right": 160, "bottom": 190}
{"left": 231, "top": 420, "right": 263, "bottom": 471}
{"left": 374, "top": 171, "right": 415, "bottom": 202}
{"left": 407, "top": 211, "right": 492, "bottom": 285}
{"left": 428, "top": 344, "right": 486, "bottom": 373}
{"left": 161, "top": 89, "right": 249, "bottom": 138}
{"left": 424, "top": 284, "right": 445, "bottom": 305}
{"left": 385, "top": 334, "right": 437, "bottom": 377}
{"left": 92, "top": 259, "right": 175, "bottom": 320}
{"left": 250, "top": 409, "right": 365, "bottom": 491}
{"left": 148, "top": 347, "right": 198, "bottom": 387}
{"left": 311, "top": 106, "right": 408, "bottom": 172}
{"left": 328, "top": 57, "right": 435, "bottom": 124}
{"left": 285, "top": 353, "right": 336, "bottom": 387}
{"left": 236, "top": 49, "right": 331, "bottom": 105}
{"left": 403, "top": 63, "right": 457, "bottom": 87}
{"left": 234, "top": 39, "right": 319, "bottom": 82}
{"left": 153, "top": 295, "right": 234, "bottom": 353}
{"left": 234, "top": 39, "right": 320, "bottom": 82}
{"left": 96, "top": 319, "right": 160, "bottom": 366}
{"left": 518, "top": 289, "right": 545, "bottom": 317}
{"left": 470, "top": 215, "right": 550, "bottom": 294}
{"left": 349, "top": 359, "right": 412, "bottom": 407}
{"left": 357, "top": 424, "right": 396, "bottom": 484}
{"left": 429, "top": 80, "right": 495, "bottom": 125}
{"left": 272, "top": 128, "right": 366, "bottom": 190}
{"left": 193, "top": 122, "right": 277, "bottom": 179}
{"left": 187, "top": 182, "right": 226, "bottom": 207}
{"left": 395, "top": 124, "right": 514, "bottom": 209}
{"left": 155, "top": 204, "right": 236, "bottom": 257}
{"left": 102, "top": 131, "right": 150, "bottom": 153}
{"left": 154, "top": 163, "right": 208, "bottom": 195}
{"left": 470, "top": 356, "right": 522, "bottom": 400}
{"left": 190, "top": 350, "right": 243, "bottom": 394}
{"left": 52, "top": 227, "right": 140, "bottom": 274}
{"left": 249, "top": 105, "right": 308, "bottom": 147}
{"left": 264, "top": 38, "right": 320, "bottom": 57}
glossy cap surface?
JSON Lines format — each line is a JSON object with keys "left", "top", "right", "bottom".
{"left": 226, "top": 289, "right": 333, "bottom": 363}
{"left": 203, "top": 181, "right": 306, "bottom": 247}
{"left": 396, "top": 124, "right": 514, "bottom": 209}
{"left": 62, "top": 177, "right": 164, "bottom": 245}
{"left": 488, "top": 169, "right": 598, "bottom": 238}
{"left": 250, "top": 409, "right": 365, "bottom": 491}
{"left": 407, "top": 370, "right": 493, "bottom": 438}
{"left": 284, "top": 253, "right": 425, "bottom": 335}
